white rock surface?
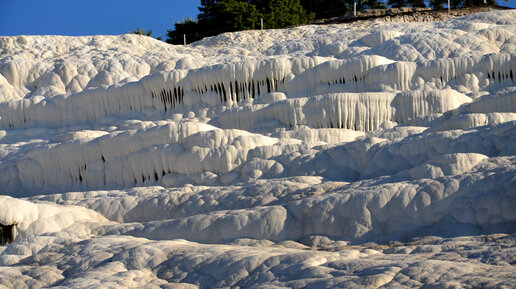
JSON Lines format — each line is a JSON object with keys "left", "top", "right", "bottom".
{"left": 0, "top": 10, "right": 515, "bottom": 288}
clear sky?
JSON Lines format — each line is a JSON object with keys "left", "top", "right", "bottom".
{"left": 0, "top": 0, "right": 200, "bottom": 39}
{"left": 1, "top": 0, "right": 515, "bottom": 40}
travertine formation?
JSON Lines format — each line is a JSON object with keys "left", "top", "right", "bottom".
{"left": 0, "top": 10, "right": 515, "bottom": 288}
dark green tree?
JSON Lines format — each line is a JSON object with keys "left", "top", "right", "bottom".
{"left": 167, "top": 0, "right": 315, "bottom": 44}
{"left": 388, "top": 0, "right": 406, "bottom": 8}
{"left": 265, "top": 0, "right": 315, "bottom": 29}
{"left": 363, "top": 0, "right": 387, "bottom": 8}
{"left": 166, "top": 19, "right": 203, "bottom": 44}
{"left": 250, "top": 0, "right": 270, "bottom": 8}
{"left": 429, "top": 0, "right": 445, "bottom": 9}
{"left": 133, "top": 28, "right": 153, "bottom": 37}
{"left": 133, "top": 29, "right": 162, "bottom": 41}
{"left": 218, "top": 0, "right": 263, "bottom": 30}
{"left": 407, "top": 0, "right": 426, "bottom": 7}
{"left": 299, "top": 0, "right": 348, "bottom": 18}
{"left": 198, "top": 0, "right": 219, "bottom": 21}
{"left": 348, "top": 0, "right": 386, "bottom": 10}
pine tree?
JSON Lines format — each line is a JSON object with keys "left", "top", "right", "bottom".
{"left": 429, "top": 0, "right": 445, "bottom": 9}
{"left": 299, "top": 0, "right": 347, "bottom": 18}
{"left": 364, "top": 0, "right": 387, "bottom": 9}
{"left": 407, "top": 0, "right": 426, "bottom": 7}
{"left": 133, "top": 29, "right": 162, "bottom": 41}
{"left": 218, "top": 0, "right": 262, "bottom": 30}
{"left": 166, "top": 0, "right": 317, "bottom": 44}
{"left": 166, "top": 19, "right": 200, "bottom": 44}
{"left": 266, "top": 0, "right": 314, "bottom": 29}
{"left": 388, "top": 0, "right": 407, "bottom": 8}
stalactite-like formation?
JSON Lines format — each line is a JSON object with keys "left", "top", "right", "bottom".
{"left": 1, "top": 53, "right": 514, "bottom": 128}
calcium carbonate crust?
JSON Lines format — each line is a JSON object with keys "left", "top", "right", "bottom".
{"left": 0, "top": 10, "right": 515, "bottom": 289}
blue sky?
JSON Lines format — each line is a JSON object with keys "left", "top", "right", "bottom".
{"left": 1, "top": 0, "right": 515, "bottom": 40}
{"left": 0, "top": 0, "right": 200, "bottom": 39}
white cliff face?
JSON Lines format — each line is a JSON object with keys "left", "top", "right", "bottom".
{"left": 0, "top": 10, "right": 515, "bottom": 289}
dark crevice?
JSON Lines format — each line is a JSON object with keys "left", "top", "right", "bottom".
{"left": 0, "top": 224, "right": 16, "bottom": 245}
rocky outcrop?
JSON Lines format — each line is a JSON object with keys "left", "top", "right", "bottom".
{"left": 312, "top": 6, "right": 512, "bottom": 24}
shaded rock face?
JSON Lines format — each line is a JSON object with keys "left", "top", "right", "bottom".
{"left": 0, "top": 224, "right": 15, "bottom": 245}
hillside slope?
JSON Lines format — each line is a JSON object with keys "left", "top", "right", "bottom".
{"left": 0, "top": 10, "right": 515, "bottom": 288}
